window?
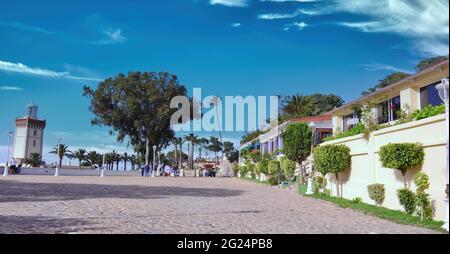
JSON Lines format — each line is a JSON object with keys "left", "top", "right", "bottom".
{"left": 376, "top": 96, "right": 401, "bottom": 124}
{"left": 33, "top": 130, "right": 37, "bottom": 136}
{"left": 420, "top": 81, "right": 444, "bottom": 108}
{"left": 33, "top": 140, "right": 36, "bottom": 147}
{"left": 343, "top": 113, "right": 360, "bottom": 131}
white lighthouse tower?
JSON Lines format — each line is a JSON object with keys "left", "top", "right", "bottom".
{"left": 12, "top": 102, "right": 46, "bottom": 163}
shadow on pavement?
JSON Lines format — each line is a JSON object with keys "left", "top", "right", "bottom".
{"left": 0, "top": 215, "right": 105, "bottom": 234}
{"left": 0, "top": 181, "right": 243, "bottom": 203}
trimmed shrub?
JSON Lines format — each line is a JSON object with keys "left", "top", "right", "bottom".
{"left": 352, "top": 197, "right": 363, "bottom": 204}
{"left": 414, "top": 172, "right": 430, "bottom": 193}
{"left": 247, "top": 163, "right": 256, "bottom": 179}
{"left": 254, "top": 162, "right": 262, "bottom": 177}
{"left": 367, "top": 183, "right": 385, "bottom": 205}
{"left": 268, "top": 160, "right": 281, "bottom": 176}
{"left": 313, "top": 176, "right": 327, "bottom": 194}
{"left": 282, "top": 159, "right": 296, "bottom": 180}
{"left": 314, "top": 144, "right": 351, "bottom": 197}
{"left": 232, "top": 163, "right": 239, "bottom": 177}
{"left": 397, "top": 188, "right": 416, "bottom": 215}
{"left": 414, "top": 172, "right": 432, "bottom": 220}
{"left": 379, "top": 143, "right": 424, "bottom": 187}
{"left": 239, "top": 165, "right": 248, "bottom": 178}
{"left": 268, "top": 175, "right": 279, "bottom": 186}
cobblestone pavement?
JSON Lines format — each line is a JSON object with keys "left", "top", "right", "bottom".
{"left": 0, "top": 176, "right": 441, "bottom": 234}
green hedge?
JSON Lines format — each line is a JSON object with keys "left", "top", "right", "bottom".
{"left": 323, "top": 104, "right": 445, "bottom": 142}
{"left": 323, "top": 123, "right": 366, "bottom": 142}
{"left": 379, "top": 143, "right": 424, "bottom": 183}
{"left": 412, "top": 104, "right": 445, "bottom": 121}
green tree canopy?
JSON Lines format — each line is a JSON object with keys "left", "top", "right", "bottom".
{"left": 281, "top": 122, "right": 312, "bottom": 184}
{"left": 313, "top": 144, "right": 351, "bottom": 197}
{"left": 379, "top": 143, "right": 424, "bottom": 187}
{"left": 362, "top": 72, "right": 411, "bottom": 96}
{"left": 83, "top": 72, "right": 188, "bottom": 166}
{"left": 415, "top": 55, "right": 448, "bottom": 72}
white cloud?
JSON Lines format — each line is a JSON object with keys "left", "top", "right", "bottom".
{"left": 258, "top": 13, "right": 299, "bottom": 20}
{"left": 293, "top": 21, "right": 308, "bottom": 30}
{"left": 231, "top": 22, "right": 241, "bottom": 27}
{"left": 0, "top": 86, "right": 23, "bottom": 91}
{"left": 0, "top": 60, "right": 103, "bottom": 82}
{"left": 258, "top": 9, "right": 320, "bottom": 20}
{"left": 210, "top": 0, "right": 247, "bottom": 7}
{"left": 0, "top": 21, "right": 52, "bottom": 34}
{"left": 361, "top": 63, "right": 412, "bottom": 73}
{"left": 92, "top": 28, "right": 127, "bottom": 45}
{"left": 284, "top": 21, "right": 308, "bottom": 31}
{"left": 329, "top": 0, "right": 449, "bottom": 56}
{"left": 260, "top": 0, "right": 319, "bottom": 2}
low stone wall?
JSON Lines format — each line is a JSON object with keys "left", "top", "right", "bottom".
{"left": 321, "top": 114, "right": 447, "bottom": 220}
{"left": 1, "top": 167, "right": 141, "bottom": 176}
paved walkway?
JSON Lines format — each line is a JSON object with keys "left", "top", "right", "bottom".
{"left": 0, "top": 176, "right": 440, "bottom": 234}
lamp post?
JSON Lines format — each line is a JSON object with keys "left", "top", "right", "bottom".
{"left": 3, "top": 131, "right": 13, "bottom": 177}
{"left": 101, "top": 152, "right": 106, "bottom": 178}
{"left": 436, "top": 78, "right": 449, "bottom": 232}
{"left": 54, "top": 138, "right": 62, "bottom": 176}
{"left": 157, "top": 151, "right": 161, "bottom": 176}
{"left": 152, "top": 145, "right": 157, "bottom": 177}
{"left": 305, "top": 122, "right": 316, "bottom": 195}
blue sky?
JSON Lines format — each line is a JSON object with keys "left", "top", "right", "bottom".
{"left": 0, "top": 0, "right": 448, "bottom": 163}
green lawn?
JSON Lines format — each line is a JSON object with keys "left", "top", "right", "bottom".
{"left": 305, "top": 193, "right": 446, "bottom": 232}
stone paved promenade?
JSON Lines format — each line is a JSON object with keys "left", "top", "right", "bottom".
{"left": 0, "top": 175, "right": 440, "bottom": 234}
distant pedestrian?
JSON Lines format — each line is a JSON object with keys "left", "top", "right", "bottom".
{"left": 144, "top": 164, "right": 150, "bottom": 177}
{"left": 172, "top": 163, "right": 179, "bottom": 177}
{"left": 9, "top": 157, "right": 17, "bottom": 174}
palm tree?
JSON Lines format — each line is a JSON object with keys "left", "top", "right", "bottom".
{"left": 112, "top": 151, "right": 121, "bottom": 170}
{"left": 122, "top": 152, "right": 129, "bottom": 171}
{"left": 172, "top": 137, "right": 186, "bottom": 167}
{"left": 282, "top": 94, "right": 316, "bottom": 118}
{"left": 208, "top": 136, "right": 223, "bottom": 165}
{"left": 85, "top": 151, "right": 101, "bottom": 169}
{"left": 104, "top": 153, "right": 114, "bottom": 170}
{"left": 171, "top": 137, "right": 181, "bottom": 165}
{"left": 23, "top": 153, "right": 43, "bottom": 167}
{"left": 70, "top": 149, "right": 87, "bottom": 169}
{"left": 50, "top": 144, "right": 71, "bottom": 168}
{"left": 197, "top": 138, "right": 209, "bottom": 161}
{"left": 130, "top": 154, "right": 137, "bottom": 171}
{"left": 184, "top": 134, "right": 199, "bottom": 170}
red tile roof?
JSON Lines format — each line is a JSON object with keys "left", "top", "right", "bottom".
{"left": 289, "top": 114, "right": 332, "bottom": 123}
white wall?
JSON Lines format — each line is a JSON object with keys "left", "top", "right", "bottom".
{"left": 321, "top": 114, "right": 447, "bottom": 221}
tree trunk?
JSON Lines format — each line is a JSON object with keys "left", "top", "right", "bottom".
{"left": 335, "top": 173, "right": 340, "bottom": 198}
{"left": 191, "top": 143, "right": 195, "bottom": 170}
{"left": 402, "top": 170, "right": 408, "bottom": 188}
{"left": 78, "top": 159, "right": 82, "bottom": 169}
{"left": 59, "top": 157, "right": 63, "bottom": 169}
{"left": 116, "top": 162, "right": 119, "bottom": 171}
{"left": 179, "top": 144, "right": 182, "bottom": 166}
{"left": 174, "top": 145, "right": 178, "bottom": 164}
{"left": 145, "top": 138, "right": 150, "bottom": 166}
{"left": 124, "top": 161, "right": 127, "bottom": 171}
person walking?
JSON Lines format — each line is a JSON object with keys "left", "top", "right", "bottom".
{"left": 9, "top": 157, "right": 17, "bottom": 174}
{"left": 172, "top": 163, "right": 179, "bottom": 177}
{"left": 144, "top": 164, "right": 150, "bottom": 177}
